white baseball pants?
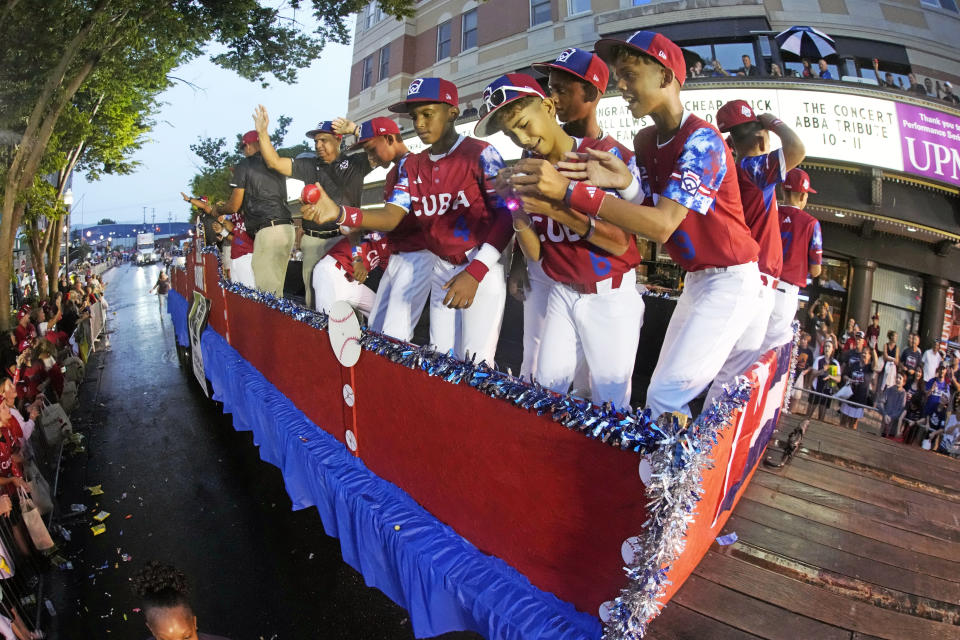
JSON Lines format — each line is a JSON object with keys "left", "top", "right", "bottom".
{"left": 765, "top": 282, "right": 800, "bottom": 350}
{"left": 368, "top": 249, "right": 435, "bottom": 341}
{"left": 520, "top": 259, "right": 552, "bottom": 380}
{"left": 230, "top": 254, "right": 256, "bottom": 290}
{"left": 536, "top": 272, "right": 644, "bottom": 408}
{"left": 646, "top": 262, "right": 762, "bottom": 418}
{"left": 429, "top": 254, "right": 506, "bottom": 366}
{"left": 312, "top": 255, "right": 375, "bottom": 317}
{"left": 704, "top": 278, "right": 774, "bottom": 408}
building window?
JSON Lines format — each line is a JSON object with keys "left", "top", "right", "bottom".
{"left": 922, "top": 0, "right": 958, "bottom": 11}
{"left": 437, "top": 20, "right": 452, "bottom": 60}
{"left": 462, "top": 9, "right": 478, "bottom": 51}
{"left": 365, "top": 2, "right": 384, "bottom": 29}
{"left": 361, "top": 55, "right": 374, "bottom": 89}
{"left": 568, "top": 0, "right": 590, "bottom": 14}
{"left": 378, "top": 44, "right": 390, "bottom": 81}
{"left": 531, "top": 0, "right": 551, "bottom": 26}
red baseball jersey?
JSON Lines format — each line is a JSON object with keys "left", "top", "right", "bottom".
{"left": 778, "top": 204, "right": 822, "bottom": 287}
{"left": 382, "top": 154, "right": 426, "bottom": 254}
{"left": 634, "top": 112, "right": 758, "bottom": 272}
{"left": 325, "top": 233, "right": 391, "bottom": 281}
{"left": 528, "top": 137, "right": 641, "bottom": 285}
{"left": 736, "top": 149, "right": 785, "bottom": 277}
{"left": 386, "top": 136, "right": 512, "bottom": 261}
{"left": 229, "top": 213, "right": 254, "bottom": 260}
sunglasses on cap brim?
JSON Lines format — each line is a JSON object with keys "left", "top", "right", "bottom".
{"left": 479, "top": 85, "right": 543, "bottom": 117}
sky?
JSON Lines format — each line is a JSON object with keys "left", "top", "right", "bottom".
{"left": 71, "top": 38, "right": 355, "bottom": 227}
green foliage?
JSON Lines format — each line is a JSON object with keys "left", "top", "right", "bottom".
{"left": 97, "top": 218, "right": 117, "bottom": 225}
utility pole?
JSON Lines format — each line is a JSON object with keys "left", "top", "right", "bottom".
{"left": 142, "top": 206, "right": 147, "bottom": 225}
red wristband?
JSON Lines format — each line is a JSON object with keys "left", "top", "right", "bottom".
{"left": 568, "top": 181, "right": 606, "bottom": 217}
{"left": 341, "top": 206, "right": 363, "bottom": 227}
{"left": 463, "top": 260, "right": 489, "bottom": 282}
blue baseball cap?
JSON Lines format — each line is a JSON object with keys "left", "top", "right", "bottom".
{"left": 532, "top": 47, "right": 609, "bottom": 93}
{"left": 305, "top": 121, "right": 340, "bottom": 139}
{"left": 474, "top": 73, "right": 546, "bottom": 137}
{"left": 388, "top": 78, "right": 459, "bottom": 114}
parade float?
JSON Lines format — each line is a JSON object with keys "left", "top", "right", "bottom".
{"left": 166, "top": 244, "right": 794, "bottom": 640}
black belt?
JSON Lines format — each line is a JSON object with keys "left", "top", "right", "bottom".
{"left": 250, "top": 219, "right": 292, "bottom": 237}
{"left": 302, "top": 228, "right": 341, "bottom": 239}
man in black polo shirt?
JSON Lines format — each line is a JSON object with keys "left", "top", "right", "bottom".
{"left": 214, "top": 130, "right": 293, "bottom": 297}
{"left": 253, "top": 106, "right": 373, "bottom": 308}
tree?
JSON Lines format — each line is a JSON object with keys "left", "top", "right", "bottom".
{"left": 96, "top": 219, "right": 117, "bottom": 225}
{"left": 0, "top": 0, "right": 416, "bottom": 329}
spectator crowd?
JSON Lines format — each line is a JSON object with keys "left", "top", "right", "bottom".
{"left": 794, "top": 304, "right": 959, "bottom": 456}
{"left": 0, "top": 268, "right": 109, "bottom": 638}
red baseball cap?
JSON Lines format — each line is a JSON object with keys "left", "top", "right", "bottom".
{"left": 474, "top": 73, "right": 546, "bottom": 137}
{"left": 595, "top": 31, "right": 686, "bottom": 86}
{"left": 349, "top": 117, "right": 401, "bottom": 150}
{"left": 388, "top": 78, "right": 459, "bottom": 114}
{"left": 716, "top": 100, "right": 758, "bottom": 133}
{"left": 784, "top": 168, "right": 817, "bottom": 193}
{"left": 532, "top": 47, "right": 609, "bottom": 93}
{"left": 241, "top": 130, "right": 259, "bottom": 145}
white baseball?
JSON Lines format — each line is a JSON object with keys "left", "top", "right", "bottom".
{"left": 327, "top": 300, "right": 362, "bottom": 367}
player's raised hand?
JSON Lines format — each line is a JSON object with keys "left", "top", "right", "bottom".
{"left": 509, "top": 158, "right": 569, "bottom": 202}
{"left": 442, "top": 270, "right": 480, "bottom": 309}
{"left": 332, "top": 117, "right": 358, "bottom": 137}
{"left": 557, "top": 148, "right": 632, "bottom": 190}
{"left": 253, "top": 105, "right": 269, "bottom": 133}
{"left": 300, "top": 184, "right": 339, "bottom": 224}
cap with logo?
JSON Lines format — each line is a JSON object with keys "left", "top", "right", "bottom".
{"left": 784, "top": 168, "right": 817, "bottom": 194}
{"left": 241, "top": 130, "right": 259, "bottom": 145}
{"left": 532, "top": 47, "right": 609, "bottom": 93}
{"left": 349, "top": 117, "right": 401, "bottom": 150}
{"left": 474, "top": 73, "right": 547, "bottom": 137}
{"left": 716, "top": 99, "right": 758, "bottom": 133}
{"left": 594, "top": 31, "right": 686, "bottom": 87}
{"left": 388, "top": 78, "right": 459, "bottom": 114}
{"left": 305, "top": 121, "right": 342, "bottom": 139}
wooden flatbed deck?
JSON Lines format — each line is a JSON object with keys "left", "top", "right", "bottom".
{"left": 647, "top": 412, "right": 960, "bottom": 640}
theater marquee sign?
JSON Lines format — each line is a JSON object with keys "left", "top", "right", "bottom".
{"left": 596, "top": 87, "right": 960, "bottom": 189}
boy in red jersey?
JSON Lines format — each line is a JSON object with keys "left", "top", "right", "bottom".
{"left": 352, "top": 118, "right": 432, "bottom": 341}
{"left": 312, "top": 232, "right": 390, "bottom": 316}
{"left": 507, "top": 48, "right": 635, "bottom": 382}
{"left": 478, "top": 73, "right": 643, "bottom": 406}
{"left": 302, "top": 78, "right": 513, "bottom": 365}
{"left": 772, "top": 168, "right": 823, "bottom": 345}
{"left": 715, "top": 99, "right": 805, "bottom": 368}
{"left": 511, "top": 31, "right": 762, "bottom": 418}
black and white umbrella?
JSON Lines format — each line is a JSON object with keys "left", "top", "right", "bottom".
{"left": 775, "top": 26, "right": 836, "bottom": 60}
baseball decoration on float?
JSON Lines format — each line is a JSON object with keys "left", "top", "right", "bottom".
{"left": 327, "top": 300, "right": 362, "bottom": 367}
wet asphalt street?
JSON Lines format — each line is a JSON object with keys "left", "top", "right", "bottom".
{"left": 51, "top": 263, "right": 479, "bottom": 640}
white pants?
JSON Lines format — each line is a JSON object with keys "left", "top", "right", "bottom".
{"left": 301, "top": 234, "right": 340, "bottom": 309}
{"left": 646, "top": 262, "right": 762, "bottom": 418}
{"left": 766, "top": 281, "right": 800, "bottom": 349}
{"left": 520, "top": 259, "right": 552, "bottom": 379}
{"left": 429, "top": 253, "right": 506, "bottom": 366}
{"left": 312, "top": 255, "right": 375, "bottom": 316}
{"left": 537, "top": 272, "right": 644, "bottom": 408}
{"left": 230, "top": 254, "right": 256, "bottom": 289}
{"left": 368, "top": 250, "right": 435, "bottom": 341}
{"left": 704, "top": 279, "right": 774, "bottom": 408}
